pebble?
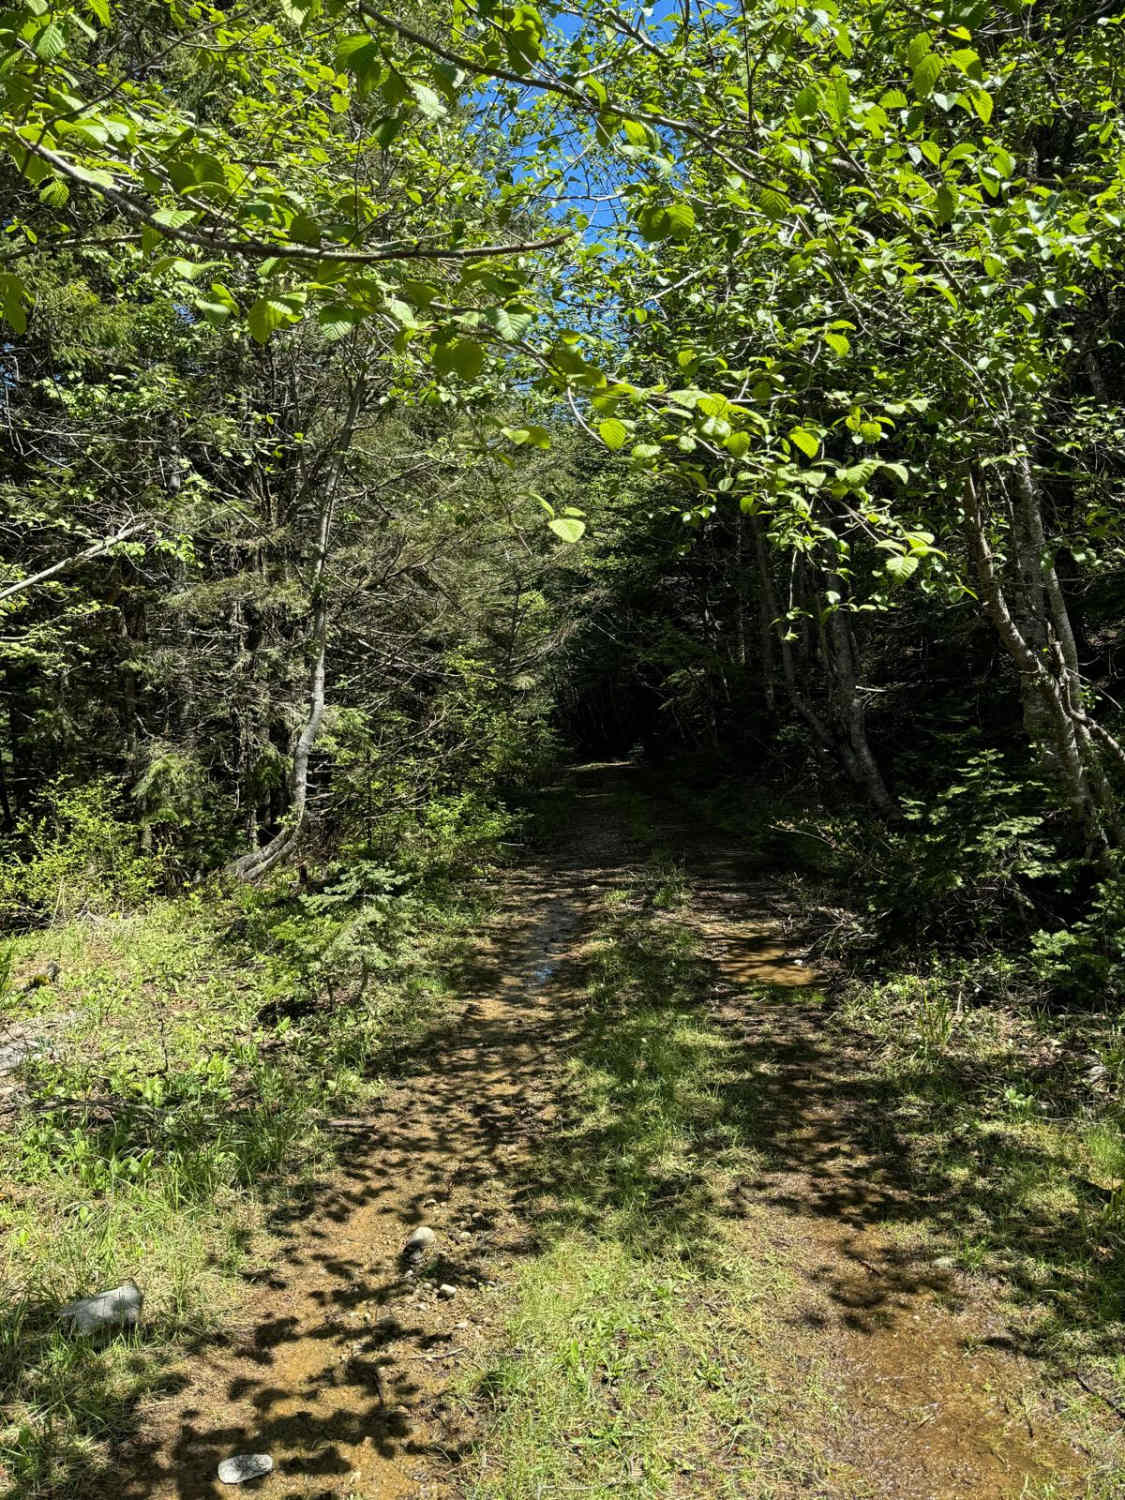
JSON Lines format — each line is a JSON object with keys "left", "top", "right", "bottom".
{"left": 404, "top": 1225, "right": 436, "bottom": 1256}
{"left": 218, "top": 1453, "right": 273, "bottom": 1485}
{"left": 60, "top": 1280, "right": 143, "bottom": 1336}
{"left": 437, "top": 1283, "right": 457, "bottom": 1299}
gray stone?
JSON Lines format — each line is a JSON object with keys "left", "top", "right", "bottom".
{"left": 403, "top": 1225, "right": 436, "bottom": 1256}
{"left": 218, "top": 1453, "right": 274, "bottom": 1484}
{"left": 60, "top": 1279, "right": 142, "bottom": 1335}
{"left": 0, "top": 1035, "right": 46, "bottom": 1075}
{"left": 437, "top": 1283, "right": 456, "bottom": 1299}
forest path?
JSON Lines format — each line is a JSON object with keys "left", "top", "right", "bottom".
{"left": 127, "top": 765, "right": 1082, "bottom": 1499}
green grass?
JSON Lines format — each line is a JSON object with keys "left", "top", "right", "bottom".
{"left": 0, "top": 872, "right": 485, "bottom": 1498}
{"left": 463, "top": 866, "right": 837, "bottom": 1499}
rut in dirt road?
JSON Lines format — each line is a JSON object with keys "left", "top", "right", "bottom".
{"left": 122, "top": 776, "right": 627, "bottom": 1499}
{"left": 123, "top": 768, "right": 1086, "bottom": 1499}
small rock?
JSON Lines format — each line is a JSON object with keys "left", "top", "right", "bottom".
{"left": 0, "top": 1036, "right": 45, "bottom": 1074}
{"left": 458, "top": 1230, "right": 472, "bottom": 1241}
{"left": 437, "top": 1283, "right": 457, "bottom": 1299}
{"left": 218, "top": 1453, "right": 273, "bottom": 1485}
{"left": 403, "top": 1225, "right": 436, "bottom": 1257}
{"left": 933, "top": 1255, "right": 956, "bottom": 1270}
{"left": 60, "top": 1280, "right": 143, "bottom": 1336}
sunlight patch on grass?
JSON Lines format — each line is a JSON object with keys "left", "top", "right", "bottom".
{"left": 466, "top": 1236, "right": 783, "bottom": 1500}
{"left": 0, "top": 878, "right": 478, "bottom": 1498}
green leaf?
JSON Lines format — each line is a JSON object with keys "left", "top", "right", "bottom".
{"left": 503, "top": 425, "right": 552, "bottom": 450}
{"left": 152, "top": 207, "right": 196, "bottom": 229}
{"left": 972, "top": 89, "right": 993, "bottom": 124}
{"left": 0, "top": 273, "right": 28, "bottom": 334}
{"left": 598, "top": 418, "right": 628, "bottom": 451}
{"left": 793, "top": 84, "right": 819, "bottom": 118}
{"left": 906, "top": 32, "right": 932, "bottom": 67}
{"left": 885, "top": 554, "right": 920, "bottom": 583}
{"left": 548, "top": 516, "right": 585, "bottom": 543}
{"left": 317, "top": 302, "right": 361, "bottom": 341}
{"left": 247, "top": 297, "right": 293, "bottom": 343}
{"left": 452, "top": 338, "right": 485, "bottom": 378}
{"left": 664, "top": 201, "right": 696, "bottom": 240}
{"left": 788, "top": 427, "right": 819, "bottom": 459}
{"left": 491, "top": 306, "right": 535, "bottom": 341}
{"left": 758, "top": 186, "right": 791, "bottom": 219}
{"left": 913, "top": 54, "right": 943, "bottom": 98}
{"left": 288, "top": 213, "right": 321, "bottom": 246}
{"left": 34, "top": 21, "right": 67, "bottom": 58}
{"left": 410, "top": 82, "right": 445, "bottom": 118}
{"left": 39, "top": 178, "right": 69, "bottom": 208}
{"left": 934, "top": 184, "right": 957, "bottom": 223}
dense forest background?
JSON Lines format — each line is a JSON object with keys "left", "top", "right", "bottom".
{"left": 2, "top": 0, "right": 1124, "bottom": 988}
{"left": 2, "top": 1, "right": 1125, "bottom": 1492}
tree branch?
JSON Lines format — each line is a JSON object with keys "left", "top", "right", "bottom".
{"left": 10, "top": 137, "right": 571, "bottom": 265}
{"left": 0, "top": 523, "right": 145, "bottom": 606}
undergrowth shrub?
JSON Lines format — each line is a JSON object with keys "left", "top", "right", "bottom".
{"left": 0, "top": 779, "right": 159, "bottom": 929}
{"left": 1032, "top": 855, "right": 1125, "bottom": 1003}
{"left": 867, "top": 749, "right": 1068, "bottom": 947}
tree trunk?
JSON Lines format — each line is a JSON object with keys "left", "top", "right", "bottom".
{"left": 227, "top": 520, "right": 330, "bottom": 881}
{"left": 226, "top": 377, "right": 364, "bottom": 880}
{"left": 964, "top": 472, "right": 1118, "bottom": 853}
{"left": 749, "top": 514, "right": 898, "bottom": 815}
{"left": 825, "top": 580, "right": 900, "bottom": 819}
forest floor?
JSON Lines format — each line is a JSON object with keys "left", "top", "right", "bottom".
{"left": 108, "top": 764, "right": 1116, "bottom": 1497}
{"left": 3, "top": 763, "right": 1122, "bottom": 1498}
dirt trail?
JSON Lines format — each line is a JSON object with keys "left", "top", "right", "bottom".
{"left": 125, "top": 767, "right": 1082, "bottom": 1498}
{"left": 688, "top": 888, "right": 1081, "bottom": 1498}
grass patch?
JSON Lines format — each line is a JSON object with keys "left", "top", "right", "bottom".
{"left": 464, "top": 863, "right": 836, "bottom": 1498}
{"left": 0, "top": 869, "right": 487, "bottom": 1498}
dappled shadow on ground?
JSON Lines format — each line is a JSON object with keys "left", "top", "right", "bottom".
{"left": 101, "top": 769, "right": 639, "bottom": 1499}
{"left": 716, "top": 965, "right": 1125, "bottom": 1359}
{"left": 508, "top": 769, "right": 1123, "bottom": 1391}
{"left": 40, "top": 762, "right": 1113, "bottom": 1497}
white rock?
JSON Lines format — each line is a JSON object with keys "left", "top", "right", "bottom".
{"left": 437, "top": 1283, "right": 457, "bottom": 1299}
{"left": 60, "top": 1280, "right": 142, "bottom": 1335}
{"left": 404, "top": 1225, "right": 436, "bottom": 1256}
{"left": 218, "top": 1453, "right": 273, "bottom": 1484}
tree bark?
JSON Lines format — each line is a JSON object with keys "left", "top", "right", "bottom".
{"left": 964, "top": 471, "right": 1118, "bottom": 853}
{"left": 226, "top": 377, "right": 364, "bottom": 881}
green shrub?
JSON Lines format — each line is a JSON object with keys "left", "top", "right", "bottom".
{"left": 1032, "top": 854, "right": 1125, "bottom": 1003}
{"left": 0, "top": 779, "right": 159, "bottom": 928}
{"left": 869, "top": 749, "right": 1069, "bottom": 947}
